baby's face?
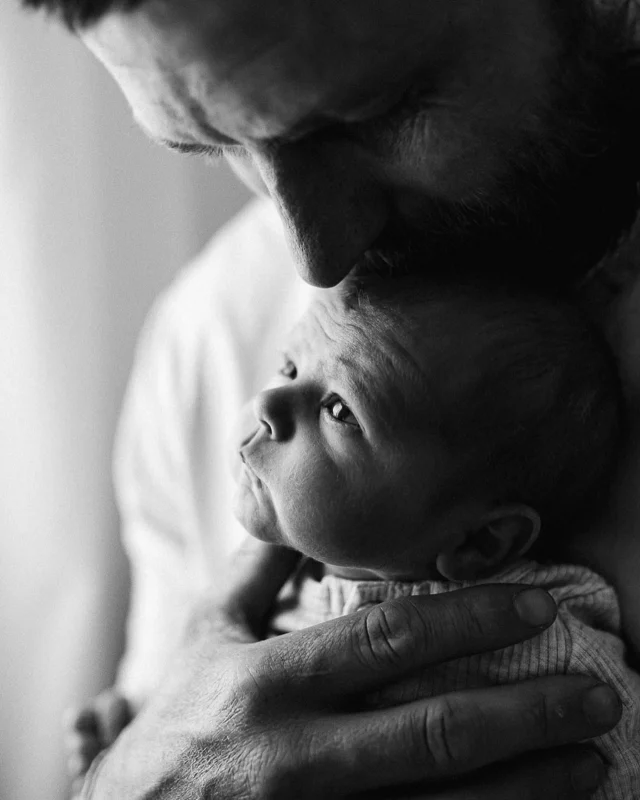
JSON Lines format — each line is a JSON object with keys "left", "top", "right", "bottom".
{"left": 232, "top": 290, "right": 474, "bottom": 579}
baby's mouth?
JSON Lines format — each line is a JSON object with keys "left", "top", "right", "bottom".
{"left": 238, "top": 450, "right": 266, "bottom": 492}
{"left": 228, "top": 421, "right": 261, "bottom": 480}
{"left": 239, "top": 447, "right": 258, "bottom": 474}
{"left": 240, "top": 428, "right": 259, "bottom": 448}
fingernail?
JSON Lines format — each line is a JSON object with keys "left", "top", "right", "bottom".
{"left": 513, "top": 588, "right": 556, "bottom": 627}
{"left": 583, "top": 684, "right": 621, "bottom": 729}
{"left": 571, "top": 752, "right": 605, "bottom": 792}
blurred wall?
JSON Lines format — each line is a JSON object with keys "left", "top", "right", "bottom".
{"left": 0, "top": 5, "right": 250, "bottom": 799}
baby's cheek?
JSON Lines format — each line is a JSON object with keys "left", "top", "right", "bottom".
{"left": 278, "top": 458, "right": 353, "bottom": 561}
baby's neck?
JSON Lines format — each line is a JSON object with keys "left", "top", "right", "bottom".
{"left": 321, "top": 561, "right": 443, "bottom": 582}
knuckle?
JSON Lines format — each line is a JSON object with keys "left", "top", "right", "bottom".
{"left": 528, "top": 686, "right": 554, "bottom": 741}
{"left": 250, "top": 732, "right": 322, "bottom": 800}
{"left": 231, "top": 664, "right": 273, "bottom": 721}
{"left": 356, "top": 601, "right": 415, "bottom": 671}
{"left": 229, "top": 647, "right": 297, "bottom": 723}
{"left": 420, "top": 696, "right": 475, "bottom": 774}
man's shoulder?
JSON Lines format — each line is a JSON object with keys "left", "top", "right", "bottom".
{"left": 125, "top": 197, "right": 314, "bottom": 411}
{"left": 143, "top": 197, "right": 307, "bottom": 353}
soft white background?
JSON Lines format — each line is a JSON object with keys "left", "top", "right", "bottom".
{"left": 0, "top": 4, "right": 250, "bottom": 799}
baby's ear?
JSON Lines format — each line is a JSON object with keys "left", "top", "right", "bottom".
{"left": 436, "top": 505, "right": 541, "bottom": 581}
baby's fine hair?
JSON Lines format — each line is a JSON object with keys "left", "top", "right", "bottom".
{"left": 343, "top": 273, "right": 624, "bottom": 541}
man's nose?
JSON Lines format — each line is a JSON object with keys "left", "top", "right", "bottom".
{"left": 250, "top": 140, "right": 389, "bottom": 287}
{"left": 253, "top": 386, "right": 294, "bottom": 441}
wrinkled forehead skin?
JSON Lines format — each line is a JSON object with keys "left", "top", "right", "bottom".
{"left": 291, "top": 287, "right": 439, "bottom": 432}
{"left": 81, "top": 0, "right": 549, "bottom": 146}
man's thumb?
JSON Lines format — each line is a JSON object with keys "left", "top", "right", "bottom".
{"left": 222, "top": 537, "right": 301, "bottom": 636}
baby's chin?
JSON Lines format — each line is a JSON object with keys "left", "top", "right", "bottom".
{"left": 232, "top": 482, "right": 284, "bottom": 546}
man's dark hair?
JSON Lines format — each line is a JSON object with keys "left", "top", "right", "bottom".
{"left": 363, "top": 1, "right": 640, "bottom": 290}
{"left": 21, "top": 0, "right": 142, "bottom": 29}
{"left": 343, "top": 273, "right": 624, "bottom": 545}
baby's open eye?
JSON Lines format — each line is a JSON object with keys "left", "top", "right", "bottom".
{"left": 326, "top": 398, "right": 359, "bottom": 427}
{"left": 279, "top": 358, "right": 297, "bottom": 380}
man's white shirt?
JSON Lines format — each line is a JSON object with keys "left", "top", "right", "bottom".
{"left": 113, "top": 197, "right": 313, "bottom": 704}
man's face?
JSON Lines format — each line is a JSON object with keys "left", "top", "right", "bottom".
{"left": 81, "top": 0, "right": 562, "bottom": 286}
{"left": 231, "top": 291, "right": 473, "bottom": 579}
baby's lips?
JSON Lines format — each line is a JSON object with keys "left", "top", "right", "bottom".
{"left": 227, "top": 438, "right": 255, "bottom": 482}
{"left": 227, "top": 403, "right": 260, "bottom": 480}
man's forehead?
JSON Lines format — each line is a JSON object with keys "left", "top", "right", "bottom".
{"left": 81, "top": 0, "right": 441, "bottom": 145}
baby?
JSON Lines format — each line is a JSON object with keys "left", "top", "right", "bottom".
{"left": 66, "top": 274, "right": 640, "bottom": 797}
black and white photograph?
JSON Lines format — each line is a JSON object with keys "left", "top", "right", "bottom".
{"left": 3, "top": 1, "right": 640, "bottom": 798}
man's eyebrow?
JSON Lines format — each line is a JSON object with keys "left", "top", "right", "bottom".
{"left": 156, "top": 112, "right": 341, "bottom": 157}
{"left": 158, "top": 139, "right": 226, "bottom": 157}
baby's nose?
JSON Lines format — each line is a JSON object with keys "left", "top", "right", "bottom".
{"left": 252, "top": 387, "right": 293, "bottom": 441}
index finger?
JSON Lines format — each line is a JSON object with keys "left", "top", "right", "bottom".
{"left": 264, "top": 584, "right": 556, "bottom": 697}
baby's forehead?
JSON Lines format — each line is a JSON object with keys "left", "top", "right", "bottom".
{"left": 289, "top": 291, "right": 398, "bottom": 358}
{"left": 288, "top": 290, "right": 442, "bottom": 404}
{"left": 291, "top": 286, "right": 488, "bottom": 394}
{"left": 290, "top": 288, "right": 457, "bottom": 359}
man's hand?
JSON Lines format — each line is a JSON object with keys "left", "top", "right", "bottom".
{"left": 81, "top": 540, "right": 619, "bottom": 800}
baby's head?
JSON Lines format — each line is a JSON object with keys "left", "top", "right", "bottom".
{"left": 233, "top": 275, "right": 623, "bottom": 581}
